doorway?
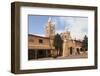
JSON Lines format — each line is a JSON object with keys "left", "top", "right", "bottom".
{"left": 70, "top": 47, "right": 73, "bottom": 55}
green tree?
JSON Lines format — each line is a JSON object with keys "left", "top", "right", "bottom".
{"left": 53, "top": 34, "right": 63, "bottom": 57}
{"left": 82, "top": 35, "right": 88, "bottom": 51}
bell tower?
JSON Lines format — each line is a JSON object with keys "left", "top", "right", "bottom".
{"left": 45, "top": 17, "right": 55, "bottom": 50}
{"left": 61, "top": 26, "right": 71, "bottom": 57}
{"left": 45, "top": 17, "right": 55, "bottom": 38}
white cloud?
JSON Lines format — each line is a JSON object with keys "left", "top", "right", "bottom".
{"left": 59, "top": 17, "right": 88, "bottom": 40}
{"left": 56, "top": 30, "right": 64, "bottom": 34}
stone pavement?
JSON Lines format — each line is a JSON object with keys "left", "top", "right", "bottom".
{"left": 31, "top": 52, "right": 88, "bottom": 61}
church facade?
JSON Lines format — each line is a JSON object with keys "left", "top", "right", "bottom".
{"left": 28, "top": 17, "right": 82, "bottom": 60}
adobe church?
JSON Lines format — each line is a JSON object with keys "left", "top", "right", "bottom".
{"left": 28, "top": 17, "right": 82, "bottom": 60}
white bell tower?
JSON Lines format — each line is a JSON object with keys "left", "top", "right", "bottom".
{"left": 45, "top": 17, "right": 55, "bottom": 38}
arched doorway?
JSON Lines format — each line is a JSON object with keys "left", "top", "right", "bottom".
{"left": 76, "top": 48, "right": 80, "bottom": 54}
{"left": 70, "top": 47, "right": 73, "bottom": 55}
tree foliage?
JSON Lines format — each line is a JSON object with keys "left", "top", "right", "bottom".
{"left": 82, "top": 35, "right": 88, "bottom": 51}
{"left": 53, "top": 34, "right": 63, "bottom": 51}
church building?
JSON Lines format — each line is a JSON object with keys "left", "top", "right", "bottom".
{"left": 28, "top": 17, "right": 82, "bottom": 60}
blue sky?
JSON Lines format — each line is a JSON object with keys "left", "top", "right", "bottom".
{"left": 28, "top": 15, "right": 88, "bottom": 40}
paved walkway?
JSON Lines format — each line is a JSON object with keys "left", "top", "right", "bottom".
{"left": 31, "top": 53, "right": 88, "bottom": 61}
